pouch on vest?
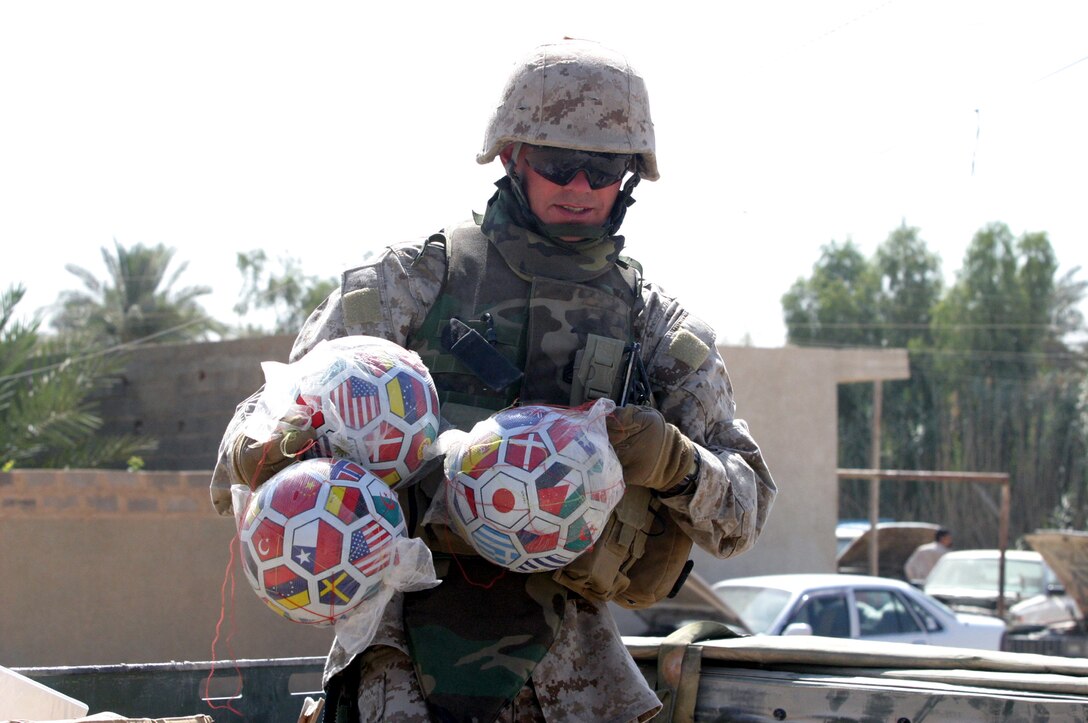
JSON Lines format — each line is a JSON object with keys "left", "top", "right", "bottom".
{"left": 552, "top": 471, "right": 694, "bottom": 609}
{"left": 442, "top": 316, "right": 524, "bottom": 392}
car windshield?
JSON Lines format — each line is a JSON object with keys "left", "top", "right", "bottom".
{"left": 715, "top": 585, "right": 792, "bottom": 633}
{"left": 926, "top": 557, "right": 1048, "bottom": 597}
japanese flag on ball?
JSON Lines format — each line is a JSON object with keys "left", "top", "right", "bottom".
{"left": 289, "top": 336, "right": 441, "bottom": 488}
{"left": 238, "top": 457, "right": 407, "bottom": 625}
{"left": 445, "top": 398, "right": 624, "bottom": 572}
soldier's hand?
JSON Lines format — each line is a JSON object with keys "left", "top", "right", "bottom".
{"left": 606, "top": 405, "right": 697, "bottom": 493}
{"left": 230, "top": 412, "right": 317, "bottom": 490}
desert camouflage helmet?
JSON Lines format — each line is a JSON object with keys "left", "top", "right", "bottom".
{"left": 477, "top": 39, "right": 659, "bottom": 181}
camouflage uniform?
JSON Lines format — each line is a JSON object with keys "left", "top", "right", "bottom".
{"left": 214, "top": 213, "right": 776, "bottom": 721}
{"left": 210, "top": 37, "right": 776, "bottom": 723}
{"left": 208, "top": 213, "right": 776, "bottom": 721}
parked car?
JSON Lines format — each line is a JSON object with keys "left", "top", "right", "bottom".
{"left": 1007, "top": 590, "right": 1082, "bottom": 629}
{"left": 923, "top": 549, "right": 1073, "bottom": 623}
{"left": 712, "top": 573, "right": 1006, "bottom": 650}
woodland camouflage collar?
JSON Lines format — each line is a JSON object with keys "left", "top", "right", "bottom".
{"left": 479, "top": 179, "right": 626, "bottom": 283}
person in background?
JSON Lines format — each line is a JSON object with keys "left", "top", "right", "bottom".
{"left": 905, "top": 527, "right": 953, "bottom": 585}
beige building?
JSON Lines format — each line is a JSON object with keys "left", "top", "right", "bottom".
{"left": 0, "top": 338, "right": 907, "bottom": 668}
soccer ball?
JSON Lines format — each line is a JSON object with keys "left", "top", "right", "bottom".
{"left": 446, "top": 405, "right": 624, "bottom": 572}
{"left": 294, "top": 336, "right": 440, "bottom": 487}
{"left": 238, "top": 457, "right": 407, "bottom": 625}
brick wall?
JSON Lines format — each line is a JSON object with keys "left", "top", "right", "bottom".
{"left": 0, "top": 469, "right": 211, "bottom": 518}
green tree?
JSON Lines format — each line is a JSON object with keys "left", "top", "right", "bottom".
{"left": 53, "top": 240, "right": 222, "bottom": 345}
{"left": 783, "top": 227, "right": 942, "bottom": 472}
{"left": 871, "top": 224, "right": 944, "bottom": 475}
{"left": 233, "top": 250, "right": 339, "bottom": 335}
{"left": 874, "top": 223, "right": 944, "bottom": 349}
{"left": 784, "top": 221, "right": 1087, "bottom": 548}
{"left": 1, "top": 285, "right": 155, "bottom": 468}
{"left": 927, "top": 224, "right": 1086, "bottom": 544}
{"left": 782, "top": 240, "right": 882, "bottom": 348}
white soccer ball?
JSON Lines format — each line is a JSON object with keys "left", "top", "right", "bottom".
{"left": 445, "top": 405, "right": 624, "bottom": 572}
{"left": 294, "top": 336, "right": 440, "bottom": 487}
{"left": 238, "top": 457, "right": 407, "bottom": 625}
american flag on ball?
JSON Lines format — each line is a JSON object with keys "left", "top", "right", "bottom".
{"left": 331, "top": 376, "right": 381, "bottom": 430}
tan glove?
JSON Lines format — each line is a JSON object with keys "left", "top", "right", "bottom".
{"left": 230, "top": 413, "right": 317, "bottom": 490}
{"left": 606, "top": 405, "right": 697, "bottom": 492}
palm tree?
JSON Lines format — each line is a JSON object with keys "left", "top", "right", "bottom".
{"left": 1, "top": 285, "right": 155, "bottom": 468}
{"left": 52, "top": 240, "right": 223, "bottom": 345}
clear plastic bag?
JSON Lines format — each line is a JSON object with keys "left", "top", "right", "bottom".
{"left": 230, "top": 458, "right": 439, "bottom": 652}
{"left": 239, "top": 335, "right": 441, "bottom": 488}
{"left": 438, "top": 398, "right": 625, "bottom": 572}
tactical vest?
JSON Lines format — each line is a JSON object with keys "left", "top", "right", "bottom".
{"left": 403, "top": 221, "right": 692, "bottom": 609}
{"left": 410, "top": 220, "right": 638, "bottom": 416}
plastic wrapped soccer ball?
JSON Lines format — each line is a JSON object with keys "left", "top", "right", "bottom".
{"left": 238, "top": 457, "right": 408, "bottom": 625}
{"left": 293, "top": 336, "right": 441, "bottom": 488}
{"left": 445, "top": 401, "right": 624, "bottom": 572}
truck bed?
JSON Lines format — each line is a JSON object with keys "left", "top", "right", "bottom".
{"left": 17, "top": 634, "right": 1088, "bottom": 722}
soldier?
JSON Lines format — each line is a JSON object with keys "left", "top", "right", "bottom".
{"left": 212, "top": 38, "right": 776, "bottom": 722}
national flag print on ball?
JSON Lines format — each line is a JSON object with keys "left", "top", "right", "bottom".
{"left": 331, "top": 376, "right": 381, "bottom": 430}
{"left": 386, "top": 371, "right": 430, "bottom": 425}
{"left": 249, "top": 518, "right": 285, "bottom": 562}
{"left": 325, "top": 485, "right": 368, "bottom": 525}
{"left": 264, "top": 565, "right": 310, "bottom": 610}
{"left": 290, "top": 518, "right": 342, "bottom": 575}
{"left": 350, "top": 520, "right": 393, "bottom": 577}
{"left": 370, "top": 489, "right": 403, "bottom": 528}
{"left": 472, "top": 523, "right": 522, "bottom": 568}
{"left": 318, "top": 571, "right": 360, "bottom": 606}
{"left": 504, "top": 432, "right": 549, "bottom": 471}
{"left": 269, "top": 471, "right": 322, "bottom": 518}
{"left": 329, "top": 458, "right": 364, "bottom": 482}
{"left": 365, "top": 421, "right": 406, "bottom": 465}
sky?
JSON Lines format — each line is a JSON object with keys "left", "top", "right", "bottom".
{"left": 2, "top": 0, "right": 1086, "bottom": 348}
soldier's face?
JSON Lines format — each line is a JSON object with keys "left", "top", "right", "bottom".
{"left": 505, "top": 146, "right": 622, "bottom": 239}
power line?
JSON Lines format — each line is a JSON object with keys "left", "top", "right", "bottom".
{"left": 799, "top": 0, "right": 898, "bottom": 50}
{"left": 0, "top": 316, "right": 216, "bottom": 385}
{"left": 787, "top": 338, "right": 1085, "bottom": 362}
{"left": 1037, "top": 53, "right": 1088, "bottom": 82}
{"left": 789, "top": 321, "right": 1074, "bottom": 331}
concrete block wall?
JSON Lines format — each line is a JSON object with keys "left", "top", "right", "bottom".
{"left": 95, "top": 335, "right": 294, "bottom": 471}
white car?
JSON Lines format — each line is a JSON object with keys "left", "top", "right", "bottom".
{"left": 923, "top": 549, "right": 1062, "bottom": 614}
{"left": 712, "top": 573, "right": 1006, "bottom": 650}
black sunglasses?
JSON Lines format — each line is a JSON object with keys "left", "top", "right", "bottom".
{"left": 522, "top": 147, "right": 634, "bottom": 190}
